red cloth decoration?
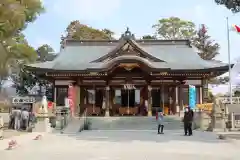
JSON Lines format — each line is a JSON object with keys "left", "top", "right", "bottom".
{"left": 48, "top": 101, "right": 53, "bottom": 109}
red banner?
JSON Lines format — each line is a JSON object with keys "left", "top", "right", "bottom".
{"left": 68, "top": 84, "right": 76, "bottom": 115}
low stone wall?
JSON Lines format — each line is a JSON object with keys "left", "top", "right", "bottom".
{"left": 193, "top": 110, "right": 229, "bottom": 132}
{"left": 33, "top": 116, "right": 52, "bottom": 133}
{"left": 193, "top": 111, "right": 211, "bottom": 130}
{"left": 0, "top": 113, "right": 10, "bottom": 124}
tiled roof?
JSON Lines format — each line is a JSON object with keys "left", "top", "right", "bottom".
{"left": 26, "top": 39, "right": 228, "bottom": 71}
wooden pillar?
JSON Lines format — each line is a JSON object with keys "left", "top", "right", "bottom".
{"left": 148, "top": 85, "right": 152, "bottom": 116}
{"left": 110, "top": 87, "right": 115, "bottom": 109}
{"left": 105, "top": 86, "right": 110, "bottom": 116}
{"left": 175, "top": 86, "right": 179, "bottom": 113}
{"left": 169, "top": 86, "right": 175, "bottom": 114}
{"left": 202, "top": 79, "right": 208, "bottom": 103}
{"left": 54, "top": 87, "right": 57, "bottom": 105}
{"left": 179, "top": 84, "right": 184, "bottom": 111}
{"left": 199, "top": 86, "right": 203, "bottom": 104}
{"left": 110, "top": 88, "right": 115, "bottom": 113}
{"left": 75, "top": 85, "right": 80, "bottom": 115}
{"left": 92, "top": 86, "right": 96, "bottom": 114}
{"left": 86, "top": 88, "right": 89, "bottom": 104}
{"left": 80, "top": 87, "right": 85, "bottom": 114}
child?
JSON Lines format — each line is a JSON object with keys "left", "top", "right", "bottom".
{"left": 156, "top": 110, "right": 164, "bottom": 134}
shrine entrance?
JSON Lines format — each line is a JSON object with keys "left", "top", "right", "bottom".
{"left": 121, "top": 84, "right": 136, "bottom": 108}
{"left": 112, "top": 84, "right": 146, "bottom": 116}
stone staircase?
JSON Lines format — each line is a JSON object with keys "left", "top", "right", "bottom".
{"left": 88, "top": 115, "right": 183, "bottom": 131}
{"left": 60, "top": 117, "right": 84, "bottom": 134}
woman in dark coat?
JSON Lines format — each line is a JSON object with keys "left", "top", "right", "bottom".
{"left": 183, "top": 107, "right": 194, "bottom": 136}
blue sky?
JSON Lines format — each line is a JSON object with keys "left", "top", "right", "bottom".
{"left": 24, "top": 0, "right": 240, "bottom": 63}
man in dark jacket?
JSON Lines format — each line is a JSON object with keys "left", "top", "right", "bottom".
{"left": 183, "top": 107, "right": 194, "bottom": 136}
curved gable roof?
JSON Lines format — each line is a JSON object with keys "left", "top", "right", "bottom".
{"left": 102, "top": 55, "right": 159, "bottom": 68}
{"left": 92, "top": 39, "right": 164, "bottom": 62}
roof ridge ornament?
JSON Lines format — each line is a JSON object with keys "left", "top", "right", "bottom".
{"left": 125, "top": 27, "right": 131, "bottom": 35}
{"left": 120, "top": 27, "right": 135, "bottom": 40}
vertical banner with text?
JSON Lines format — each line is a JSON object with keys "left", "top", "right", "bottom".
{"left": 68, "top": 84, "right": 76, "bottom": 115}
{"left": 189, "top": 85, "right": 196, "bottom": 109}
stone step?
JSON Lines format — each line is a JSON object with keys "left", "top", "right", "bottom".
{"left": 88, "top": 116, "right": 183, "bottom": 130}
{"left": 62, "top": 118, "right": 84, "bottom": 134}
{"left": 57, "top": 116, "right": 184, "bottom": 133}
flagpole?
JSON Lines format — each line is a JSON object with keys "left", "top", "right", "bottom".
{"left": 227, "top": 17, "right": 233, "bottom": 104}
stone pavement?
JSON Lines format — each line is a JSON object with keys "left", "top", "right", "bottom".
{"left": 218, "top": 131, "right": 240, "bottom": 140}
{"left": 0, "top": 130, "right": 240, "bottom": 160}
{"left": 2, "top": 129, "right": 27, "bottom": 139}
{"left": 0, "top": 132, "right": 46, "bottom": 150}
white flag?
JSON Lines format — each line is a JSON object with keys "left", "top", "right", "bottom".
{"left": 231, "top": 58, "right": 240, "bottom": 87}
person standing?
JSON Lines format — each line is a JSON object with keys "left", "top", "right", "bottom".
{"left": 9, "top": 107, "right": 15, "bottom": 129}
{"left": 29, "top": 111, "right": 36, "bottom": 129}
{"left": 183, "top": 107, "right": 194, "bottom": 136}
{"left": 156, "top": 110, "right": 164, "bottom": 134}
{"left": 21, "top": 108, "right": 29, "bottom": 130}
{"left": 14, "top": 107, "right": 21, "bottom": 130}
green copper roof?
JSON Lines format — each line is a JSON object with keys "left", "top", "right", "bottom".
{"left": 26, "top": 39, "right": 228, "bottom": 71}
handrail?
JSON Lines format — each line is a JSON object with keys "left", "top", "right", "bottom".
{"left": 54, "top": 107, "right": 89, "bottom": 132}
{"left": 55, "top": 108, "right": 71, "bottom": 130}
{"left": 79, "top": 108, "right": 88, "bottom": 131}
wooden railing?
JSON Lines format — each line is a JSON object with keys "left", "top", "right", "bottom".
{"left": 217, "top": 97, "right": 240, "bottom": 104}
{"left": 196, "top": 103, "right": 213, "bottom": 111}
{"left": 119, "top": 107, "right": 139, "bottom": 116}
{"left": 82, "top": 104, "right": 101, "bottom": 116}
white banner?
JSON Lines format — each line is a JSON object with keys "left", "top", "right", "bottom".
{"left": 231, "top": 59, "right": 240, "bottom": 86}
{"left": 123, "top": 84, "right": 136, "bottom": 90}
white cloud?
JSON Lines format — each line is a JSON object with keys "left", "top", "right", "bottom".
{"left": 53, "top": 0, "right": 121, "bottom": 21}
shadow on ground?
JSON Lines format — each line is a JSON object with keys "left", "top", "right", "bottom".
{"left": 56, "top": 129, "right": 230, "bottom": 144}
{"left": 53, "top": 116, "right": 232, "bottom": 145}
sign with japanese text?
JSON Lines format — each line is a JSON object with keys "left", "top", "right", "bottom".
{"left": 189, "top": 85, "right": 196, "bottom": 109}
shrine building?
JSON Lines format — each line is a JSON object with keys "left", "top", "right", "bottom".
{"left": 25, "top": 29, "right": 229, "bottom": 116}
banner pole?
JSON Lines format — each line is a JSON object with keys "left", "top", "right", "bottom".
{"left": 227, "top": 17, "right": 233, "bottom": 104}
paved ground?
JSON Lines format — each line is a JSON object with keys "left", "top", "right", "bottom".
{"left": 2, "top": 129, "right": 27, "bottom": 139}
{"left": 225, "top": 134, "right": 240, "bottom": 140}
{"left": 0, "top": 130, "right": 240, "bottom": 160}
{"left": 218, "top": 131, "right": 240, "bottom": 140}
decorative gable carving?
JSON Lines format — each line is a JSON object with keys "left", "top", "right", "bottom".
{"left": 92, "top": 28, "right": 165, "bottom": 63}
{"left": 108, "top": 42, "right": 145, "bottom": 59}
{"left": 119, "top": 43, "right": 140, "bottom": 56}
{"left": 118, "top": 63, "right": 140, "bottom": 71}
